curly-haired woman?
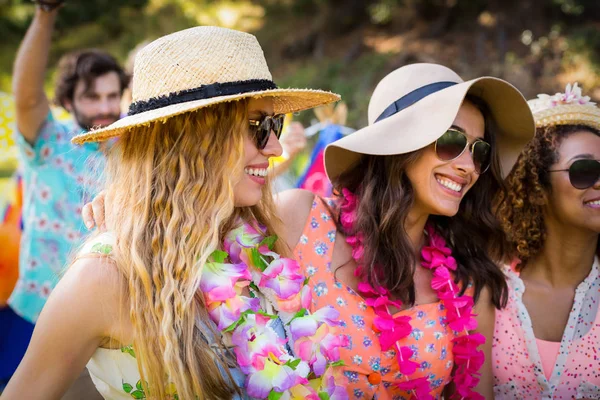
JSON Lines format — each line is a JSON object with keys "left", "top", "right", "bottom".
{"left": 493, "top": 83, "right": 600, "bottom": 399}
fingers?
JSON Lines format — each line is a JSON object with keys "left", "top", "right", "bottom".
{"left": 91, "top": 194, "right": 106, "bottom": 232}
{"left": 82, "top": 203, "right": 95, "bottom": 230}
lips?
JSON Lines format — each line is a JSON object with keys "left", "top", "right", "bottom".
{"left": 435, "top": 174, "right": 466, "bottom": 193}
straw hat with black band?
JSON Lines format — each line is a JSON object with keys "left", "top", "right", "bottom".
{"left": 324, "top": 63, "right": 536, "bottom": 182}
{"left": 72, "top": 26, "right": 340, "bottom": 144}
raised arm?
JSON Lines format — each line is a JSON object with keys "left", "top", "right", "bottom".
{"left": 12, "top": 5, "right": 60, "bottom": 144}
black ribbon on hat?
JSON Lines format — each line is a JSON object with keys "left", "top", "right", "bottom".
{"left": 374, "top": 81, "right": 458, "bottom": 123}
{"left": 128, "top": 79, "right": 278, "bottom": 116}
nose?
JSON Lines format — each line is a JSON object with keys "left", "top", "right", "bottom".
{"left": 452, "top": 146, "right": 477, "bottom": 175}
{"left": 593, "top": 176, "right": 600, "bottom": 190}
{"left": 261, "top": 131, "right": 283, "bottom": 158}
{"left": 97, "top": 98, "right": 112, "bottom": 114}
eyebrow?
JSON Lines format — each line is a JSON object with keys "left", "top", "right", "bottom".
{"left": 450, "top": 125, "right": 466, "bottom": 133}
{"left": 249, "top": 111, "right": 274, "bottom": 118}
{"left": 570, "top": 153, "right": 598, "bottom": 161}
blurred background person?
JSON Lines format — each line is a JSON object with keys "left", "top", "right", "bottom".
{"left": 4, "top": 0, "right": 128, "bottom": 396}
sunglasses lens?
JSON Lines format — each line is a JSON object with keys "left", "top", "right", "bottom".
{"left": 569, "top": 159, "right": 600, "bottom": 189}
{"left": 436, "top": 130, "right": 468, "bottom": 161}
{"left": 472, "top": 141, "right": 492, "bottom": 174}
{"left": 253, "top": 115, "right": 285, "bottom": 149}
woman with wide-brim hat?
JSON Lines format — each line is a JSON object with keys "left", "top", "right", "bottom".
{"left": 493, "top": 84, "right": 600, "bottom": 399}
{"left": 3, "top": 26, "right": 348, "bottom": 400}
{"left": 276, "top": 62, "right": 535, "bottom": 399}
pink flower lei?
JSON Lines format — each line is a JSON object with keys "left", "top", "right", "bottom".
{"left": 340, "top": 188, "right": 485, "bottom": 400}
{"left": 200, "top": 221, "right": 349, "bottom": 400}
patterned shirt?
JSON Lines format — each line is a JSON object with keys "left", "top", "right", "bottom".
{"left": 9, "top": 112, "right": 104, "bottom": 323}
{"left": 493, "top": 258, "right": 600, "bottom": 399}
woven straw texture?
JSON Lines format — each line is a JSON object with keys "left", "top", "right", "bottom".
{"left": 73, "top": 26, "right": 339, "bottom": 144}
{"left": 531, "top": 103, "right": 600, "bottom": 131}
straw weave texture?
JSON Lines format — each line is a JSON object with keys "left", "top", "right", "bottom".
{"left": 531, "top": 104, "right": 600, "bottom": 131}
{"left": 73, "top": 26, "right": 340, "bottom": 144}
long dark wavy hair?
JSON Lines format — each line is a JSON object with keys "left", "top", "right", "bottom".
{"left": 495, "top": 124, "right": 600, "bottom": 267}
{"left": 332, "top": 95, "right": 509, "bottom": 309}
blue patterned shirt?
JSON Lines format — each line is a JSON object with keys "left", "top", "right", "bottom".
{"left": 9, "top": 112, "right": 104, "bottom": 323}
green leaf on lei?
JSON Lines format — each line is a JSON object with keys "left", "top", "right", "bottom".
{"left": 329, "top": 360, "right": 345, "bottom": 368}
{"left": 250, "top": 247, "right": 268, "bottom": 271}
{"left": 267, "top": 390, "right": 284, "bottom": 400}
{"left": 290, "top": 308, "right": 308, "bottom": 322}
{"left": 122, "top": 383, "right": 133, "bottom": 393}
{"left": 286, "top": 358, "right": 302, "bottom": 370}
{"left": 210, "top": 250, "right": 229, "bottom": 263}
{"left": 260, "top": 235, "right": 278, "bottom": 250}
{"left": 318, "top": 392, "right": 331, "bottom": 400}
{"left": 91, "top": 242, "right": 113, "bottom": 255}
{"left": 130, "top": 390, "right": 145, "bottom": 399}
{"left": 120, "top": 345, "right": 136, "bottom": 358}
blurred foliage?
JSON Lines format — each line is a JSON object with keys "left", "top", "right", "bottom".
{"left": 0, "top": 0, "right": 598, "bottom": 125}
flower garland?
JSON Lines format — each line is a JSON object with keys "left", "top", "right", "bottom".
{"left": 200, "top": 222, "right": 349, "bottom": 400}
{"left": 340, "top": 188, "right": 485, "bottom": 400}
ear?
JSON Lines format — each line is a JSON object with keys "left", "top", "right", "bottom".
{"left": 63, "top": 99, "right": 74, "bottom": 113}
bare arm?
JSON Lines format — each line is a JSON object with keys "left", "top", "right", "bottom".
{"left": 12, "top": 7, "right": 59, "bottom": 144}
{"left": 472, "top": 286, "right": 496, "bottom": 399}
{"left": 2, "top": 257, "right": 122, "bottom": 400}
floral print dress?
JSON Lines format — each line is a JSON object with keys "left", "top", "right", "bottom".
{"left": 293, "top": 198, "right": 462, "bottom": 400}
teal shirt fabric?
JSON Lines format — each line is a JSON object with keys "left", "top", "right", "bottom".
{"left": 9, "top": 112, "right": 104, "bottom": 323}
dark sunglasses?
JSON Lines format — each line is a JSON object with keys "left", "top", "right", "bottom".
{"left": 249, "top": 114, "right": 285, "bottom": 150}
{"left": 434, "top": 129, "right": 492, "bottom": 174}
{"left": 549, "top": 159, "right": 600, "bottom": 189}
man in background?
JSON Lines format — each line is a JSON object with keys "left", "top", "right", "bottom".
{"left": 2, "top": 0, "right": 128, "bottom": 396}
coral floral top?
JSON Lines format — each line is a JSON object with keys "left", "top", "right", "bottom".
{"left": 293, "top": 198, "right": 464, "bottom": 399}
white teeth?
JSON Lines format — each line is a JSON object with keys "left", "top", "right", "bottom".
{"left": 436, "top": 177, "right": 463, "bottom": 192}
{"left": 586, "top": 200, "right": 600, "bottom": 206}
{"left": 244, "top": 167, "right": 268, "bottom": 177}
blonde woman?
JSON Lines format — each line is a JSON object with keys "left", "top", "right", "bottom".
{"left": 3, "top": 27, "right": 344, "bottom": 400}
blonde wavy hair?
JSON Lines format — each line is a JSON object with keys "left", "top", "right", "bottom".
{"left": 96, "top": 99, "right": 284, "bottom": 399}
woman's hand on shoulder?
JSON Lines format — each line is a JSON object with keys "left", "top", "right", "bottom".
{"left": 274, "top": 189, "right": 315, "bottom": 250}
{"left": 2, "top": 257, "right": 124, "bottom": 400}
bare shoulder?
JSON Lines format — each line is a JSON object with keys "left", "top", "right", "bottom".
{"left": 274, "top": 189, "right": 315, "bottom": 249}
{"left": 49, "top": 256, "right": 126, "bottom": 338}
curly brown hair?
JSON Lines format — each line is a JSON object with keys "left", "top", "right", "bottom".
{"left": 495, "top": 124, "right": 600, "bottom": 266}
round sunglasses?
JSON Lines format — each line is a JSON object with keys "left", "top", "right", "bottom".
{"left": 249, "top": 114, "right": 285, "bottom": 149}
{"left": 434, "top": 129, "right": 492, "bottom": 174}
{"left": 549, "top": 159, "right": 600, "bottom": 189}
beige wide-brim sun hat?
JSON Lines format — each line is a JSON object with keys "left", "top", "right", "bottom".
{"left": 324, "top": 63, "right": 536, "bottom": 181}
{"left": 72, "top": 26, "right": 340, "bottom": 144}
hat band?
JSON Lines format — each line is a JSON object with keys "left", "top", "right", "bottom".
{"left": 374, "top": 81, "right": 457, "bottom": 123}
{"left": 128, "top": 79, "right": 278, "bottom": 116}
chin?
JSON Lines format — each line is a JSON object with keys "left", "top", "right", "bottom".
{"left": 233, "top": 191, "right": 262, "bottom": 208}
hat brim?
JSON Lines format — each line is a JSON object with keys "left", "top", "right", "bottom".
{"left": 72, "top": 88, "right": 340, "bottom": 144}
{"left": 325, "top": 77, "right": 535, "bottom": 181}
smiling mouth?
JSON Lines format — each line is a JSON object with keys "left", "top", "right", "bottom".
{"left": 435, "top": 175, "right": 464, "bottom": 193}
{"left": 244, "top": 167, "right": 268, "bottom": 178}
{"left": 584, "top": 199, "right": 600, "bottom": 206}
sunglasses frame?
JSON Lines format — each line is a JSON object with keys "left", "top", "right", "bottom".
{"left": 548, "top": 159, "right": 600, "bottom": 189}
{"left": 249, "top": 114, "right": 285, "bottom": 150}
{"left": 433, "top": 128, "right": 492, "bottom": 174}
